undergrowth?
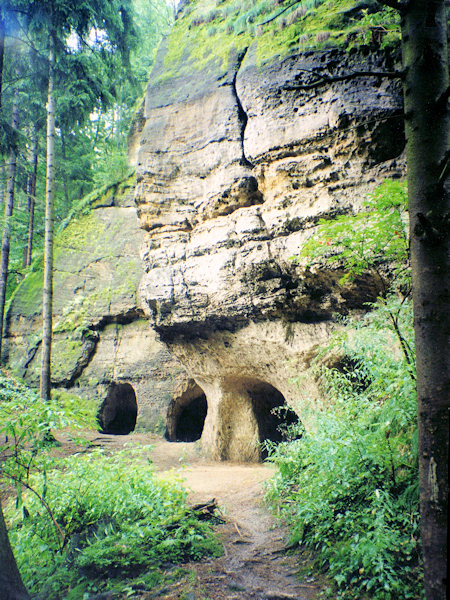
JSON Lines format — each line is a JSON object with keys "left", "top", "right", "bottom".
{"left": 265, "top": 301, "right": 422, "bottom": 599}
{"left": 0, "top": 374, "right": 222, "bottom": 600}
{"left": 7, "top": 448, "right": 222, "bottom": 599}
{"left": 265, "top": 179, "right": 423, "bottom": 599}
{"left": 265, "top": 252, "right": 422, "bottom": 600}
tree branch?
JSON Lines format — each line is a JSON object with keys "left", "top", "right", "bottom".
{"left": 258, "top": 0, "right": 302, "bottom": 26}
{"left": 1, "top": 468, "right": 66, "bottom": 549}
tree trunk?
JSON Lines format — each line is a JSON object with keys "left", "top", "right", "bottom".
{"left": 0, "top": 504, "right": 30, "bottom": 600}
{"left": 0, "top": 21, "right": 30, "bottom": 600}
{"left": 40, "top": 38, "right": 56, "bottom": 401}
{"left": 0, "top": 16, "right": 5, "bottom": 207}
{"left": 60, "top": 128, "right": 70, "bottom": 209}
{"left": 0, "top": 165, "right": 5, "bottom": 205}
{"left": 401, "top": 1, "right": 449, "bottom": 598}
{"left": 24, "top": 129, "right": 38, "bottom": 267}
{"left": 0, "top": 89, "right": 19, "bottom": 360}
{"left": 0, "top": 13, "right": 5, "bottom": 110}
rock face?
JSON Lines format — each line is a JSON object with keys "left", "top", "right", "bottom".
{"left": 135, "top": 40, "right": 405, "bottom": 459}
{"left": 5, "top": 180, "right": 185, "bottom": 432}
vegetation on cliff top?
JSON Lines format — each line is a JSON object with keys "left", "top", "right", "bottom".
{"left": 161, "top": 0, "right": 400, "bottom": 78}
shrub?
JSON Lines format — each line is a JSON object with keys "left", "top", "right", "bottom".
{"left": 0, "top": 372, "right": 95, "bottom": 501}
{"left": 267, "top": 177, "right": 423, "bottom": 599}
{"left": 266, "top": 302, "right": 422, "bottom": 599}
{"left": 0, "top": 374, "right": 221, "bottom": 599}
{"left": 7, "top": 447, "right": 222, "bottom": 599}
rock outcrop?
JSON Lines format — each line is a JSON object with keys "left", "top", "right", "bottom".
{"left": 6, "top": 2, "right": 406, "bottom": 459}
{"left": 135, "top": 20, "right": 405, "bottom": 459}
{"left": 5, "top": 179, "right": 185, "bottom": 431}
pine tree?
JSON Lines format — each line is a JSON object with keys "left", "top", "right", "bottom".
{"left": 399, "top": 1, "right": 449, "bottom": 597}
{"left": 0, "top": 86, "right": 19, "bottom": 360}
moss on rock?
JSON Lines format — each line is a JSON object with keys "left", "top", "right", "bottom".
{"left": 6, "top": 174, "right": 144, "bottom": 388}
{"left": 158, "top": 0, "right": 400, "bottom": 84}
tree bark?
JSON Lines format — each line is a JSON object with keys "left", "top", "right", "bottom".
{"left": 0, "top": 88, "right": 19, "bottom": 360}
{"left": 60, "top": 128, "right": 70, "bottom": 208}
{"left": 24, "top": 128, "right": 38, "bottom": 267}
{"left": 401, "top": 1, "right": 449, "bottom": 598}
{"left": 0, "top": 13, "right": 5, "bottom": 111}
{"left": 0, "top": 504, "right": 30, "bottom": 600}
{"left": 40, "top": 37, "right": 55, "bottom": 401}
{"left": 0, "top": 17, "right": 5, "bottom": 207}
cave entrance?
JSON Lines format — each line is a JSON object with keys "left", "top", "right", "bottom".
{"left": 246, "top": 381, "right": 301, "bottom": 459}
{"left": 97, "top": 382, "right": 138, "bottom": 435}
{"left": 166, "top": 380, "right": 207, "bottom": 443}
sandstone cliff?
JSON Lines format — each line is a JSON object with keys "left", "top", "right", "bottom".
{"left": 5, "top": 0, "right": 406, "bottom": 459}
{"left": 5, "top": 179, "right": 184, "bottom": 432}
{"left": 134, "top": 1, "right": 405, "bottom": 460}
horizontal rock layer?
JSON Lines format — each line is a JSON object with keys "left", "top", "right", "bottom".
{"left": 135, "top": 44, "right": 405, "bottom": 459}
{"left": 137, "top": 46, "right": 404, "bottom": 339}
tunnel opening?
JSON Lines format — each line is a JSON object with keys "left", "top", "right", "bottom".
{"left": 166, "top": 380, "right": 208, "bottom": 442}
{"left": 247, "top": 381, "right": 301, "bottom": 459}
{"left": 97, "top": 382, "right": 138, "bottom": 435}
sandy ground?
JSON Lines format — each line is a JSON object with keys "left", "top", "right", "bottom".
{"left": 63, "top": 431, "right": 324, "bottom": 600}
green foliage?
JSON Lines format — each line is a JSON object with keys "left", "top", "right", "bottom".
{"left": 162, "top": 0, "right": 400, "bottom": 78}
{"left": 0, "top": 372, "right": 94, "bottom": 449}
{"left": 0, "top": 372, "right": 95, "bottom": 489}
{"left": 266, "top": 301, "right": 422, "bottom": 599}
{"left": 266, "top": 179, "right": 421, "bottom": 598}
{"left": 298, "top": 180, "right": 409, "bottom": 288}
{"left": 7, "top": 447, "right": 222, "bottom": 599}
{"left": 0, "top": 375, "right": 221, "bottom": 600}
{"left": 0, "top": 0, "right": 169, "bottom": 308}
{"left": 297, "top": 179, "right": 415, "bottom": 375}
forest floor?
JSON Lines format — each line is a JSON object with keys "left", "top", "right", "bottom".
{"left": 57, "top": 430, "right": 325, "bottom": 600}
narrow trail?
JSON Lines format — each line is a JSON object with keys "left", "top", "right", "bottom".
{"left": 66, "top": 431, "right": 323, "bottom": 600}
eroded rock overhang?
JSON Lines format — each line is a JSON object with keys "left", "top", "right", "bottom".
{"left": 135, "top": 45, "right": 405, "bottom": 460}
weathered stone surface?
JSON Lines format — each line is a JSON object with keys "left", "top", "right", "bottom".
{"left": 135, "top": 44, "right": 405, "bottom": 459}
{"left": 5, "top": 180, "right": 186, "bottom": 431}
{"left": 169, "top": 320, "right": 334, "bottom": 460}
{"left": 75, "top": 319, "right": 184, "bottom": 431}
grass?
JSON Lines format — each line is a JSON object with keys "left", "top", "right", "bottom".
{"left": 156, "top": 0, "right": 400, "bottom": 86}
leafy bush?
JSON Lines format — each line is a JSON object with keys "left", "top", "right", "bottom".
{"left": 298, "top": 180, "right": 409, "bottom": 287}
{"left": 267, "top": 179, "right": 422, "bottom": 598}
{"left": 0, "top": 374, "right": 221, "bottom": 599}
{"left": 7, "top": 446, "right": 222, "bottom": 599}
{"left": 298, "top": 179, "right": 415, "bottom": 376}
{"left": 266, "top": 303, "right": 422, "bottom": 599}
{"left": 0, "top": 373, "right": 95, "bottom": 495}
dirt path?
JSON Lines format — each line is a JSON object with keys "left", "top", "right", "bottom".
{"left": 62, "top": 431, "right": 323, "bottom": 600}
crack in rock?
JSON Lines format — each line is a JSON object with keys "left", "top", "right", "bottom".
{"left": 232, "top": 47, "right": 254, "bottom": 169}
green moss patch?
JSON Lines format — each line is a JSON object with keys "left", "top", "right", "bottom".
{"left": 9, "top": 271, "right": 45, "bottom": 317}
{"left": 51, "top": 334, "right": 90, "bottom": 383}
{"left": 158, "top": 0, "right": 400, "bottom": 81}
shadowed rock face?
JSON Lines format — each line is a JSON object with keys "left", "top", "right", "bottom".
{"left": 135, "top": 43, "right": 405, "bottom": 461}
{"left": 97, "top": 382, "right": 138, "bottom": 435}
{"left": 174, "top": 395, "right": 207, "bottom": 442}
{"left": 248, "top": 381, "right": 301, "bottom": 455}
{"left": 5, "top": 182, "right": 187, "bottom": 433}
